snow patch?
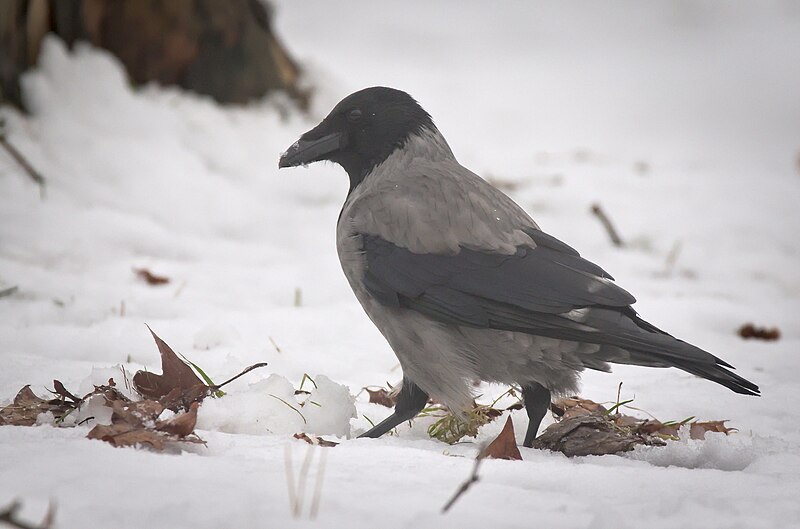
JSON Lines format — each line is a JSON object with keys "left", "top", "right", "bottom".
{"left": 627, "top": 428, "right": 757, "bottom": 471}
{"left": 196, "top": 374, "right": 355, "bottom": 437}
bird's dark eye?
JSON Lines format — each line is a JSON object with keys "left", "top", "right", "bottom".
{"left": 347, "top": 109, "right": 363, "bottom": 123}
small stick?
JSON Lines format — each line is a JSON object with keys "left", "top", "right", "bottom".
{"left": 0, "top": 126, "right": 46, "bottom": 190}
{"left": 590, "top": 203, "right": 624, "bottom": 247}
{"left": 268, "top": 336, "right": 282, "bottom": 353}
{"left": 309, "top": 447, "right": 328, "bottom": 519}
{"left": 442, "top": 450, "right": 486, "bottom": 513}
{"left": 0, "top": 499, "right": 55, "bottom": 529}
{"left": 294, "top": 445, "right": 315, "bottom": 517}
{"left": 0, "top": 286, "right": 19, "bottom": 299}
{"left": 285, "top": 444, "right": 298, "bottom": 517}
{"left": 210, "top": 362, "right": 269, "bottom": 390}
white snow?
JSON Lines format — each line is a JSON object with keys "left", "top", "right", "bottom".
{"left": 2, "top": 2, "right": 800, "bottom": 528}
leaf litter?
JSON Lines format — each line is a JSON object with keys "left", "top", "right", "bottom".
{"left": 0, "top": 327, "right": 268, "bottom": 451}
{"left": 371, "top": 383, "right": 739, "bottom": 459}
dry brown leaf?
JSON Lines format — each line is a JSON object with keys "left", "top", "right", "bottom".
{"left": 551, "top": 396, "right": 608, "bottom": 419}
{"left": 133, "top": 268, "right": 170, "bottom": 285}
{"left": 293, "top": 432, "right": 339, "bottom": 447}
{"left": 688, "top": 420, "right": 736, "bottom": 439}
{"left": 533, "top": 414, "right": 661, "bottom": 456}
{"left": 87, "top": 398, "right": 203, "bottom": 450}
{"left": 0, "top": 386, "right": 49, "bottom": 426}
{"left": 53, "top": 379, "right": 80, "bottom": 402}
{"left": 536, "top": 395, "right": 737, "bottom": 456}
{"left": 111, "top": 399, "right": 165, "bottom": 426}
{"left": 0, "top": 385, "right": 75, "bottom": 426}
{"left": 637, "top": 419, "right": 735, "bottom": 440}
{"left": 481, "top": 416, "right": 522, "bottom": 460}
{"left": 90, "top": 382, "right": 132, "bottom": 405}
{"left": 132, "top": 327, "right": 209, "bottom": 411}
{"left": 87, "top": 423, "right": 167, "bottom": 449}
{"left": 158, "top": 385, "right": 210, "bottom": 413}
{"left": 156, "top": 402, "right": 199, "bottom": 436}
{"left": 365, "top": 387, "right": 396, "bottom": 408}
{"left": 738, "top": 323, "right": 780, "bottom": 341}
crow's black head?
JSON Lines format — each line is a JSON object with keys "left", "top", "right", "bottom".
{"left": 278, "top": 87, "right": 434, "bottom": 189}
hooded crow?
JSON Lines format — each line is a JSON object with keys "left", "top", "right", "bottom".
{"left": 278, "top": 87, "right": 759, "bottom": 447}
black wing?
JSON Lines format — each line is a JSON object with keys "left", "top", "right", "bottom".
{"left": 363, "top": 229, "right": 635, "bottom": 315}
{"left": 360, "top": 230, "right": 759, "bottom": 396}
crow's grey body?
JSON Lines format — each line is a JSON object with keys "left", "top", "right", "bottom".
{"left": 337, "top": 128, "right": 601, "bottom": 412}
{"left": 279, "top": 86, "right": 759, "bottom": 446}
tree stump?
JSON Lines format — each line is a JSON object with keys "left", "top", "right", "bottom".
{"left": 0, "top": 0, "right": 308, "bottom": 111}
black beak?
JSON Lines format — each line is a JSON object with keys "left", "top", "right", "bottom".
{"left": 278, "top": 131, "right": 346, "bottom": 169}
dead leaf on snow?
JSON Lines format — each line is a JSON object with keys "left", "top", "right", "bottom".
{"left": 156, "top": 402, "right": 200, "bottom": 437}
{"left": 132, "top": 326, "right": 210, "bottom": 411}
{"left": 534, "top": 395, "right": 737, "bottom": 456}
{"left": 0, "top": 385, "right": 76, "bottom": 426}
{"left": 533, "top": 414, "right": 662, "bottom": 456}
{"left": 87, "top": 399, "right": 203, "bottom": 450}
{"left": 738, "top": 323, "right": 780, "bottom": 341}
{"left": 53, "top": 379, "right": 80, "bottom": 403}
{"left": 481, "top": 416, "right": 522, "bottom": 460}
{"left": 133, "top": 268, "right": 170, "bottom": 285}
{"left": 689, "top": 420, "right": 736, "bottom": 439}
{"left": 87, "top": 423, "right": 168, "bottom": 450}
{"left": 639, "top": 418, "right": 736, "bottom": 440}
{"left": 365, "top": 387, "right": 396, "bottom": 408}
{"left": 550, "top": 396, "right": 607, "bottom": 419}
{"left": 293, "top": 432, "right": 339, "bottom": 447}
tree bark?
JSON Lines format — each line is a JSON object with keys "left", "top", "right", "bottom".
{"left": 0, "top": 0, "right": 308, "bottom": 111}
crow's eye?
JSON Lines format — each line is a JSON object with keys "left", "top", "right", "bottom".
{"left": 347, "top": 109, "right": 363, "bottom": 123}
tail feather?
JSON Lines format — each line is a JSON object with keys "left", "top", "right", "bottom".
{"left": 618, "top": 307, "right": 760, "bottom": 396}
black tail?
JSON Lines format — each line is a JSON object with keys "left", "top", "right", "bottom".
{"left": 622, "top": 307, "right": 760, "bottom": 396}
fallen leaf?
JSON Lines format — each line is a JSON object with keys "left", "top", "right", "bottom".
{"left": 0, "top": 385, "right": 76, "bottom": 426}
{"left": 87, "top": 398, "right": 203, "bottom": 450}
{"left": 688, "top": 420, "right": 736, "bottom": 439}
{"left": 112, "top": 399, "right": 165, "bottom": 425}
{"left": 133, "top": 268, "right": 170, "bottom": 285}
{"left": 738, "top": 323, "right": 780, "bottom": 341}
{"left": 481, "top": 416, "right": 522, "bottom": 460}
{"left": 365, "top": 387, "right": 396, "bottom": 408}
{"left": 87, "top": 423, "right": 167, "bottom": 449}
{"left": 533, "top": 414, "right": 662, "bottom": 456}
{"left": 293, "top": 432, "right": 339, "bottom": 447}
{"left": 550, "top": 396, "right": 607, "bottom": 419}
{"left": 156, "top": 402, "right": 199, "bottom": 436}
{"left": 132, "top": 327, "right": 210, "bottom": 411}
{"left": 53, "top": 379, "right": 80, "bottom": 402}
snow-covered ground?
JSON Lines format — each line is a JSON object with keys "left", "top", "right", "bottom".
{"left": 2, "top": 2, "right": 800, "bottom": 527}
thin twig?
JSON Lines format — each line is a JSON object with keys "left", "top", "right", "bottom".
{"left": 442, "top": 451, "right": 486, "bottom": 513}
{"left": 294, "top": 445, "right": 315, "bottom": 517}
{"left": 0, "top": 499, "right": 55, "bottom": 529}
{"left": 309, "top": 447, "right": 327, "bottom": 520}
{"left": 590, "top": 203, "right": 624, "bottom": 247}
{"left": 0, "top": 128, "right": 46, "bottom": 190}
{"left": 268, "top": 336, "right": 282, "bottom": 353}
{"left": 663, "top": 240, "right": 682, "bottom": 275}
{"left": 211, "top": 362, "right": 269, "bottom": 390}
{"left": 0, "top": 286, "right": 19, "bottom": 299}
{"left": 285, "top": 444, "right": 298, "bottom": 518}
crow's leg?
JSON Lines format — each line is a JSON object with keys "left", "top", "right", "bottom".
{"left": 358, "top": 378, "right": 429, "bottom": 439}
{"left": 522, "top": 382, "right": 551, "bottom": 448}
